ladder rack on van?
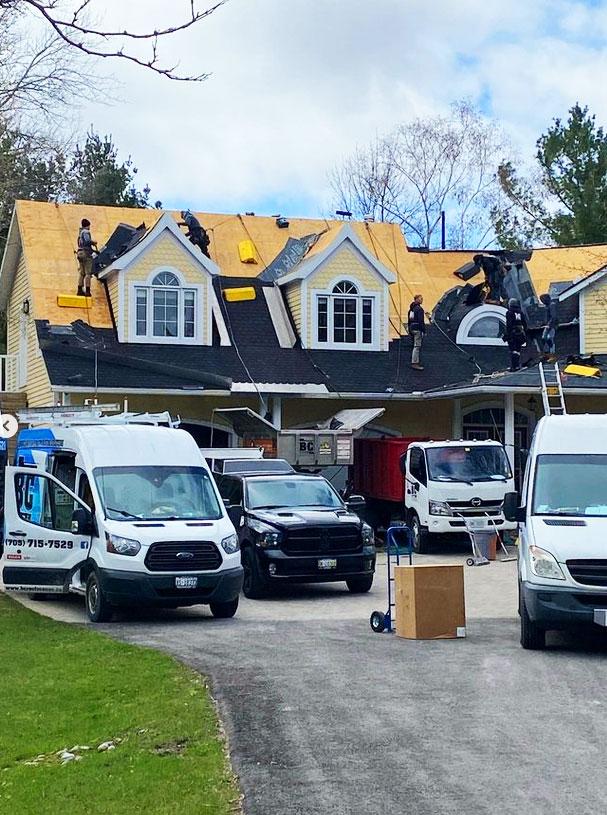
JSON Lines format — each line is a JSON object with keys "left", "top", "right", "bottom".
{"left": 17, "top": 406, "right": 180, "bottom": 428}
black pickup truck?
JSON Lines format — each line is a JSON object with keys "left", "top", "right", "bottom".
{"left": 214, "top": 469, "right": 375, "bottom": 599}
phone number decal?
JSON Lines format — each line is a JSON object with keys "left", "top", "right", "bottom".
{"left": 4, "top": 538, "right": 74, "bottom": 549}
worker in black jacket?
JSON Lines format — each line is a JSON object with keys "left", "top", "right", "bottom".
{"left": 408, "top": 294, "right": 426, "bottom": 370}
{"left": 504, "top": 298, "right": 527, "bottom": 371}
{"left": 539, "top": 293, "right": 558, "bottom": 356}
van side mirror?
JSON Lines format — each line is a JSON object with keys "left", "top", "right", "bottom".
{"left": 399, "top": 454, "right": 407, "bottom": 476}
{"left": 71, "top": 507, "right": 94, "bottom": 535}
{"left": 503, "top": 492, "right": 525, "bottom": 523}
{"left": 227, "top": 504, "right": 243, "bottom": 528}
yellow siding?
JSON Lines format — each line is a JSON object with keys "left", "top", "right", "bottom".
{"left": 284, "top": 282, "right": 302, "bottom": 336}
{"left": 305, "top": 245, "right": 385, "bottom": 347}
{"left": 122, "top": 232, "right": 210, "bottom": 342}
{"left": 583, "top": 285, "right": 607, "bottom": 353}
{"left": 106, "top": 272, "right": 119, "bottom": 323}
{"left": 6, "top": 253, "right": 53, "bottom": 405}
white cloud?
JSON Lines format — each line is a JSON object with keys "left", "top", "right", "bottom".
{"left": 76, "top": 0, "right": 607, "bottom": 216}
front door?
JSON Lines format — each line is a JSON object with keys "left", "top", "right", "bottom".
{"left": 2, "top": 467, "right": 92, "bottom": 594}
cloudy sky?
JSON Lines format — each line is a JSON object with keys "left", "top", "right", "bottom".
{"left": 74, "top": 0, "right": 607, "bottom": 218}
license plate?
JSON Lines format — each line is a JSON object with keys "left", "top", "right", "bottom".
{"left": 175, "top": 576, "right": 198, "bottom": 589}
{"left": 318, "top": 558, "right": 337, "bottom": 570}
{"left": 467, "top": 519, "right": 486, "bottom": 530}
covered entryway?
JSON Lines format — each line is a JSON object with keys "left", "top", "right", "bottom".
{"left": 461, "top": 403, "right": 533, "bottom": 487}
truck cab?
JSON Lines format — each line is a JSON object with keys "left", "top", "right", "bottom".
{"left": 2, "top": 417, "right": 243, "bottom": 622}
{"left": 404, "top": 440, "right": 516, "bottom": 552}
{"left": 505, "top": 414, "right": 607, "bottom": 650}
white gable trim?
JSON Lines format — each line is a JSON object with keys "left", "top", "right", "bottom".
{"left": 558, "top": 265, "right": 607, "bottom": 301}
{"left": 276, "top": 224, "right": 397, "bottom": 286}
{"left": 98, "top": 212, "right": 220, "bottom": 279}
{"left": 0, "top": 207, "right": 22, "bottom": 311}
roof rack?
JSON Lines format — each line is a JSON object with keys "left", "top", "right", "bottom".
{"left": 17, "top": 406, "right": 180, "bottom": 428}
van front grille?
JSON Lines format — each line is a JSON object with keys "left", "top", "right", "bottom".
{"left": 145, "top": 541, "right": 222, "bottom": 572}
{"left": 567, "top": 560, "right": 607, "bottom": 587}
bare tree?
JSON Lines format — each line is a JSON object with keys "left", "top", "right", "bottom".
{"left": 0, "top": 0, "right": 228, "bottom": 82}
{"left": 330, "top": 101, "right": 509, "bottom": 249}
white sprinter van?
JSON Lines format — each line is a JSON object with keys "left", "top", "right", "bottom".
{"left": 1, "top": 421, "right": 243, "bottom": 622}
{"left": 504, "top": 414, "right": 607, "bottom": 649}
{"left": 404, "top": 440, "right": 516, "bottom": 552}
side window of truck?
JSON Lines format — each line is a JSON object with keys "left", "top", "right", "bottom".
{"left": 409, "top": 449, "right": 427, "bottom": 486}
{"left": 217, "top": 477, "right": 243, "bottom": 507}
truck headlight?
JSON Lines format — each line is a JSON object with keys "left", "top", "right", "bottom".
{"left": 529, "top": 545, "right": 565, "bottom": 580}
{"left": 220, "top": 533, "right": 239, "bottom": 554}
{"left": 258, "top": 530, "right": 281, "bottom": 549}
{"left": 361, "top": 523, "right": 375, "bottom": 546}
{"left": 429, "top": 500, "right": 452, "bottom": 516}
{"left": 106, "top": 533, "right": 141, "bottom": 556}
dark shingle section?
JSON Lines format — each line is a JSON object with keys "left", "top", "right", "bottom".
{"left": 215, "top": 277, "right": 281, "bottom": 349}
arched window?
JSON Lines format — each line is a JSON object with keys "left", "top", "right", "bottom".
{"left": 134, "top": 269, "right": 197, "bottom": 340}
{"left": 316, "top": 279, "right": 374, "bottom": 347}
{"left": 456, "top": 305, "right": 507, "bottom": 346}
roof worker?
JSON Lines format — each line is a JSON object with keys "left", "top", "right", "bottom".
{"left": 539, "top": 293, "right": 559, "bottom": 358}
{"left": 76, "top": 218, "right": 97, "bottom": 297}
{"left": 179, "top": 210, "right": 211, "bottom": 258}
{"left": 408, "top": 294, "right": 426, "bottom": 371}
{"left": 504, "top": 298, "right": 527, "bottom": 372}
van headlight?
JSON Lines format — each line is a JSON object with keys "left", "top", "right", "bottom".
{"left": 429, "top": 500, "right": 452, "bottom": 516}
{"left": 529, "top": 545, "right": 565, "bottom": 580}
{"left": 106, "top": 533, "right": 141, "bottom": 556}
{"left": 362, "top": 523, "right": 375, "bottom": 546}
{"left": 220, "top": 533, "right": 239, "bottom": 554}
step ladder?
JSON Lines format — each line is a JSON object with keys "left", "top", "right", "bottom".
{"left": 539, "top": 361, "right": 567, "bottom": 415}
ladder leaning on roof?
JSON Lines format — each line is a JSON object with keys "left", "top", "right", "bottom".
{"left": 539, "top": 361, "right": 567, "bottom": 416}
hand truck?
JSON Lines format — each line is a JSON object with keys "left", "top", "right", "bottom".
{"left": 370, "top": 525, "right": 412, "bottom": 633}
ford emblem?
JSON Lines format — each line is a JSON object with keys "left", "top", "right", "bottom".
{"left": 176, "top": 551, "right": 195, "bottom": 560}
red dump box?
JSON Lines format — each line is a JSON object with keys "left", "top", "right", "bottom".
{"left": 353, "top": 437, "right": 427, "bottom": 503}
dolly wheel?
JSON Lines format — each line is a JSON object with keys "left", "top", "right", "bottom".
{"left": 466, "top": 558, "right": 475, "bottom": 567}
{"left": 370, "top": 610, "right": 386, "bottom": 633}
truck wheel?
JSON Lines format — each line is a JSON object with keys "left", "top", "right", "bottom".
{"left": 210, "top": 597, "right": 239, "bottom": 619}
{"left": 520, "top": 597, "right": 546, "bottom": 650}
{"left": 346, "top": 575, "right": 374, "bottom": 593}
{"left": 410, "top": 513, "right": 430, "bottom": 554}
{"left": 241, "top": 548, "right": 267, "bottom": 599}
{"left": 85, "top": 569, "right": 114, "bottom": 623}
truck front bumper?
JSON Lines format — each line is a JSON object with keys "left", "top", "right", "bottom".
{"left": 522, "top": 581, "right": 607, "bottom": 629}
{"left": 99, "top": 566, "right": 243, "bottom": 608}
{"left": 427, "top": 517, "right": 516, "bottom": 534}
{"left": 260, "top": 547, "right": 376, "bottom": 583}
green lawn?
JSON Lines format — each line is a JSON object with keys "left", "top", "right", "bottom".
{"left": 0, "top": 594, "right": 240, "bottom": 814}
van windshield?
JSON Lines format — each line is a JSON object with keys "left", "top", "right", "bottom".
{"left": 426, "top": 445, "right": 511, "bottom": 483}
{"left": 246, "top": 477, "right": 343, "bottom": 510}
{"left": 94, "top": 466, "right": 223, "bottom": 521}
{"left": 533, "top": 454, "right": 607, "bottom": 517}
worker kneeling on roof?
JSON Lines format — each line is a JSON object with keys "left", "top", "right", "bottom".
{"left": 179, "top": 210, "right": 211, "bottom": 258}
{"left": 76, "top": 218, "right": 97, "bottom": 297}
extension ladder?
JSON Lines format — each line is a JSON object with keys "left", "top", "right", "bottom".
{"left": 539, "top": 361, "right": 567, "bottom": 416}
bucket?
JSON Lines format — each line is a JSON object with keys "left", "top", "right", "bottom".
{"left": 472, "top": 531, "right": 497, "bottom": 561}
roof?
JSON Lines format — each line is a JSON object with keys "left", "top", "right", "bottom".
{"left": 558, "top": 264, "right": 607, "bottom": 301}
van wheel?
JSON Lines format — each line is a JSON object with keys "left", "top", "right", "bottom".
{"left": 520, "top": 597, "right": 546, "bottom": 650}
{"left": 346, "top": 575, "right": 374, "bottom": 593}
{"left": 241, "top": 548, "right": 267, "bottom": 599}
{"left": 210, "top": 597, "right": 239, "bottom": 619}
{"left": 410, "top": 513, "right": 430, "bottom": 554}
{"left": 85, "top": 570, "right": 114, "bottom": 623}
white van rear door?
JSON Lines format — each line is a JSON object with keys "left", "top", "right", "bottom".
{"left": 2, "top": 466, "right": 92, "bottom": 594}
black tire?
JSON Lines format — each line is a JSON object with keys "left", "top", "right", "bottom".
{"left": 410, "top": 513, "right": 430, "bottom": 554}
{"left": 85, "top": 569, "right": 114, "bottom": 623}
{"left": 346, "top": 575, "right": 374, "bottom": 593}
{"left": 466, "top": 558, "right": 475, "bottom": 567}
{"left": 520, "top": 596, "right": 546, "bottom": 650}
{"left": 370, "top": 610, "right": 386, "bottom": 633}
{"left": 241, "top": 547, "right": 268, "bottom": 599}
{"left": 209, "top": 597, "right": 239, "bottom": 619}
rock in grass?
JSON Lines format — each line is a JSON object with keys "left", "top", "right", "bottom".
{"left": 97, "top": 741, "right": 115, "bottom": 752}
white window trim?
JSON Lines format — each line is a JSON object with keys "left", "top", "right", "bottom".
{"left": 456, "top": 305, "right": 507, "bottom": 347}
{"left": 127, "top": 267, "right": 206, "bottom": 345}
{"left": 310, "top": 277, "right": 380, "bottom": 351}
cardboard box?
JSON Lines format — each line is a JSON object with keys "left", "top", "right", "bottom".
{"left": 394, "top": 564, "right": 466, "bottom": 640}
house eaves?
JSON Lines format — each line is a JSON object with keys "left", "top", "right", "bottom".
{"left": 0, "top": 208, "right": 22, "bottom": 312}
{"left": 558, "top": 264, "right": 607, "bottom": 301}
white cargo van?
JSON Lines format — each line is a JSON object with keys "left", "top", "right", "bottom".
{"left": 404, "top": 440, "right": 516, "bottom": 552}
{"left": 504, "top": 414, "right": 607, "bottom": 649}
{"left": 1, "top": 416, "right": 242, "bottom": 622}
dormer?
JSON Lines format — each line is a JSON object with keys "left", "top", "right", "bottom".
{"left": 98, "top": 213, "right": 222, "bottom": 344}
{"left": 276, "top": 224, "right": 397, "bottom": 351}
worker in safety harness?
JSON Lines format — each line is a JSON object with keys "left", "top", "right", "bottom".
{"left": 408, "top": 294, "right": 426, "bottom": 371}
{"left": 179, "top": 210, "right": 211, "bottom": 258}
{"left": 504, "top": 298, "right": 527, "bottom": 372}
{"left": 76, "top": 218, "right": 97, "bottom": 296}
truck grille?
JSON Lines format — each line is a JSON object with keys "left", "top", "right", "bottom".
{"left": 282, "top": 525, "right": 362, "bottom": 556}
{"left": 447, "top": 499, "right": 502, "bottom": 517}
{"left": 566, "top": 560, "right": 607, "bottom": 587}
{"left": 145, "top": 541, "right": 222, "bottom": 572}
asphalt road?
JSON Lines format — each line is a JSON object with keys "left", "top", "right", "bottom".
{"left": 12, "top": 552, "right": 607, "bottom": 815}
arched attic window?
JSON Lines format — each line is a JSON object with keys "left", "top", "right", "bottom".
{"left": 456, "top": 305, "right": 507, "bottom": 347}
{"left": 134, "top": 269, "right": 198, "bottom": 341}
{"left": 316, "top": 279, "right": 374, "bottom": 347}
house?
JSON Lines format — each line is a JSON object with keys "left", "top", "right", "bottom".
{"left": 2, "top": 199, "right": 607, "bottom": 480}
